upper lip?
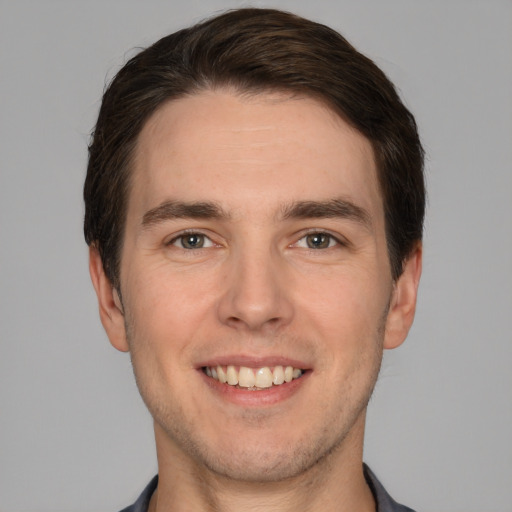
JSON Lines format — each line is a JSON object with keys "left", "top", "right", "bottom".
{"left": 197, "top": 354, "right": 311, "bottom": 369}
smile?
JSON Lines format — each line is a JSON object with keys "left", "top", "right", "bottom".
{"left": 203, "top": 365, "right": 304, "bottom": 389}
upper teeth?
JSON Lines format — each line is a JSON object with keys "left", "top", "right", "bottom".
{"left": 204, "top": 365, "right": 303, "bottom": 388}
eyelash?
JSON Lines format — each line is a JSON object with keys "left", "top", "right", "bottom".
{"left": 294, "top": 231, "right": 345, "bottom": 250}
{"left": 167, "top": 231, "right": 216, "bottom": 250}
{"left": 166, "top": 229, "right": 345, "bottom": 251}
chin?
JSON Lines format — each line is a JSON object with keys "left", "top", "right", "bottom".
{"left": 160, "top": 417, "right": 355, "bottom": 484}
{"left": 199, "top": 446, "right": 329, "bottom": 483}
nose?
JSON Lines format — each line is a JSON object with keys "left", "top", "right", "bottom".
{"left": 217, "top": 245, "right": 294, "bottom": 333}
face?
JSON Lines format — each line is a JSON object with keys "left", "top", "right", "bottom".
{"left": 91, "top": 90, "right": 421, "bottom": 483}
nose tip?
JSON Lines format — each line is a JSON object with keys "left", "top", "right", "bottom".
{"left": 224, "top": 304, "right": 285, "bottom": 332}
{"left": 217, "top": 253, "right": 293, "bottom": 332}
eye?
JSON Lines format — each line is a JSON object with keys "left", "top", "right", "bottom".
{"left": 297, "top": 232, "right": 339, "bottom": 249}
{"left": 170, "top": 232, "right": 214, "bottom": 249}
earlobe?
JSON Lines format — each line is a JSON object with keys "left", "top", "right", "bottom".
{"left": 89, "top": 246, "right": 130, "bottom": 352}
{"left": 383, "top": 243, "right": 422, "bottom": 350}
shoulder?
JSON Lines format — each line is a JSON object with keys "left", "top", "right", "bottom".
{"left": 364, "top": 464, "right": 416, "bottom": 512}
{"left": 118, "top": 475, "right": 158, "bottom": 512}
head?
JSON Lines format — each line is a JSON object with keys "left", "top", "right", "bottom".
{"left": 84, "top": 8, "right": 425, "bottom": 290}
{"left": 85, "top": 8, "right": 424, "bottom": 486}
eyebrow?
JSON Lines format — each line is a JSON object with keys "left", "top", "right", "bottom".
{"left": 280, "top": 199, "right": 372, "bottom": 228}
{"left": 140, "top": 198, "right": 372, "bottom": 230}
{"left": 141, "top": 200, "right": 230, "bottom": 228}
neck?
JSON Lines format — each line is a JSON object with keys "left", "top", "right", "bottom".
{"left": 149, "top": 418, "right": 375, "bottom": 512}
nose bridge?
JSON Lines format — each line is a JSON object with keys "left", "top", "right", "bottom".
{"left": 218, "top": 236, "right": 292, "bottom": 331}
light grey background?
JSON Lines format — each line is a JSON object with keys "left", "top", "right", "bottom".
{"left": 1, "top": 1, "right": 511, "bottom": 511}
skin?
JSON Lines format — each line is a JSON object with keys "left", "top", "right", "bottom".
{"left": 90, "top": 90, "right": 422, "bottom": 512}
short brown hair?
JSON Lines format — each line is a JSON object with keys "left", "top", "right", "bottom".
{"left": 84, "top": 8, "right": 425, "bottom": 287}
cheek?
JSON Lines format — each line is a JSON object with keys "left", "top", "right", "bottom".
{"left": 298, "top": 272, "right": 389, "bottom": 372}
{"left": 122, "top": 263, "right": 220, "bottom": 365}
{"left": 127, "top": 259, "right": 214, "bottom": 315}
{"left": 301, "top": 269, "right": 389, "bottom": 327}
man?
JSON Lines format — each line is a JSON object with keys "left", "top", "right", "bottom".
{"left": 84, "top": 8, "right": 424, "bottom": 512}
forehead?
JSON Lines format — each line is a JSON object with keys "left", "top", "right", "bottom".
{"left": 129, "top": 89, "right": 382, "bottom": 222}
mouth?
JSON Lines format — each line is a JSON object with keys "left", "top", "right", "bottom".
{"left": 202, "top": 365, "right": 304, "bottom": 390}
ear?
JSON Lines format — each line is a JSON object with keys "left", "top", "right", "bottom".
{"left": 383, "top": 243, "right": 422, "bottom": 350}
{"left": 89, "top": 246, "right": 130, "bottom": 352}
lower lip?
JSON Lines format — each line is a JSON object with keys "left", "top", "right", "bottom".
{"left": 199, "top": 370, "right": 310, "bottom": 407}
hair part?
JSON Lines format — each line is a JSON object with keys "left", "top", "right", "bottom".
{"left": 84, "top": 8, "right": 425, "bottom": 287}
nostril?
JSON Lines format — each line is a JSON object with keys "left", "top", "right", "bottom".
{"left": 225, "top": 314, "right": 282, "bottom": 331}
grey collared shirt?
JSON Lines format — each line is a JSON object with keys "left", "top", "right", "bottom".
{"left": 120, "top": 465, "right": 416, "bottom": 512}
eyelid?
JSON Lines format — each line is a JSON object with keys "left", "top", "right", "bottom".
{"left": 166, "top": 229, "right": 216, "bottom": 248}
{"left": 292, "top": 229, "right": 348, "bottom": 249}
